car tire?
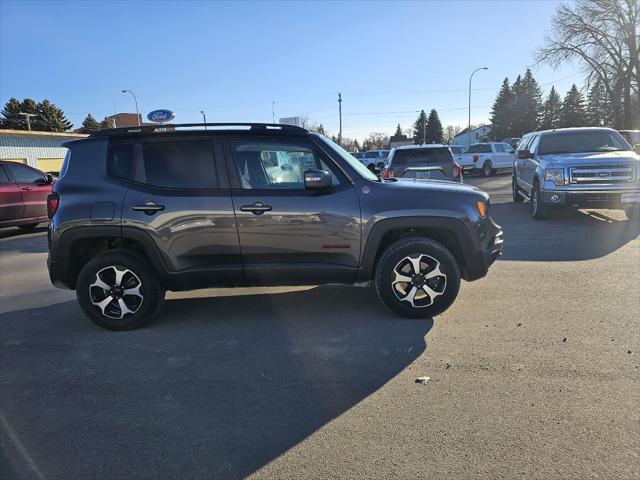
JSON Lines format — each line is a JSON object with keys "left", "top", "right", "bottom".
{"left": 18, "top": 223, "right": 39, "bottom": 231}
{"left": 530, "top": 182, "right": 550, "bottom": 220}
{"left": 76, "top": 249, "right": 165, "bottom": 331}
{"left": 512, "top": 175, "right": 524, "bottom": 203}
{"left": 624, "top": 205, "right": 640, "bottom": 221}
{"left": 375, "top": 238, "right": 461, "bottom": 319}
{"left": 482, "top": 161, "right": 492, "bottom": 177}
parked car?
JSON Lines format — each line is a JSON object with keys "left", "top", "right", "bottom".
{"left": 618, "top": 130, "right": 640, "bottom": 150}
{"left": 449, "top": 145, "right": 467, "bottom": 167}
{"left": 512, "top": 127, "right": 640, "bottom": 220}
{"left": 0, "top": 161, "right": 54, "bottom": 230}
{"left": 351, "top": 152, "right": 365, "bottom": 160}
{"left": 361, "top": 150, "right": 390, "bottom": 172}
{"left": 457, "top": 142, "right": 516, "bottom": 176}
{"left": 47, "top": 123, "right": 502, "bottom": 330}
{"left": 382, "top": 144, "right": 463, "bottom": 182}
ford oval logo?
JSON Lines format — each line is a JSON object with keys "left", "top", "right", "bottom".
{"left": 598, "top": 172, "right": 610, "bottom": 177}
{"left": 147, "top": 109, "right": 175, "bottom": 123}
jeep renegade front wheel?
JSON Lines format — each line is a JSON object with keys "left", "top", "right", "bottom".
{"left": 375, "top": 238, "right": 461, "bottom": 319}
{"left": 76, "top": 250, "right": 165, "bottom": 330}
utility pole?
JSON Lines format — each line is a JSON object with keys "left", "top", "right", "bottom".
{"left": 338, "top": 93, "right": 342, "bottom": 145}
{"left": 272, "top": 101, "right": 275, "bottom": 124}
{"left": 423, "top": 114, "right": 426, "bottom": 144}
{"left": 468, "top": 67, "right": 488, "bottom": 147}
{"left": 18, "top": 112, "right": 37, "bottom": 131}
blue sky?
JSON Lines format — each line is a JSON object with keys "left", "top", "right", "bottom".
{"left": 0, "top": 0, "right": 580, "bottom": 140}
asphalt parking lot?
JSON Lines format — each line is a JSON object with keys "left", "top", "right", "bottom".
{"left": 1, "top": 174, "right": 639, "bottom": 480}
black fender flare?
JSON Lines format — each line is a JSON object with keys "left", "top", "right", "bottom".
{"left": 355, "top": 216, "right": 478, "bottom": 282}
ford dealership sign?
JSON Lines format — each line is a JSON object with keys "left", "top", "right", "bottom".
{"left": 147, "top": 109, "right": 175, "bottom": 123}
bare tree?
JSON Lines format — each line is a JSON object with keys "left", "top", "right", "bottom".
{"left": 534, "top": 0, "right": 639, "bottom": 128}
{"left": 443, "top": 125, "right": 462, "bottom": 144}
{"left": 363, "top": 132, "right": 390, "bottom": 150}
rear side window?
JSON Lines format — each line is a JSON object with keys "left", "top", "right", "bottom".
{"left": 467, "top": 144, "right": 492, "bottom": 153}
{"left": 364, "top": 151, "right": 379, "bottom": 158}
{"left": 449, "top": 146, "right": 464, "bottom": 154}
{"left": 391, "top": 147, "right": 453, "bottom": 165}
{"left": 109, "top": 139, "right": 217, "bottom": 189}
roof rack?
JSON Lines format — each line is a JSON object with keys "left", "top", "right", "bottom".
{"left": 89, "top": 122, "right": 308, "bottom": 137}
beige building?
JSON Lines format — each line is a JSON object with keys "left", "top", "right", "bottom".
{"left": 0, "top": 129, "right": 88, "bottom": 173}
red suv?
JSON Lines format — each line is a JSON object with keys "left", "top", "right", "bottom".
{"left": 0, "top": 160, "right": 54, "bottom": 230}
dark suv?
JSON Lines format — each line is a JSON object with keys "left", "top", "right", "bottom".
{"left": 47, "top": 123, "right": 503, "bottom": 330}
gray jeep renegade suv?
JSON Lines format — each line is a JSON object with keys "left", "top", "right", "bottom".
{"left": 47, "top": 123, "right": 503, "bottom": 330}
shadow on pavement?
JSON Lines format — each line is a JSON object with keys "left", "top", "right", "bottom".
{"left": 0, "top": 285, "right": 432, "bottom": 480}
{"left": 0, "top": 225, "right": 47, "bottom": 241}
{"left": 490, "top": 202, "right": 640, "bottom": 262}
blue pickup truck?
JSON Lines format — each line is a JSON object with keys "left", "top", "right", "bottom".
{"left": 512, "top": 127, "right": 640, "bottom": 220}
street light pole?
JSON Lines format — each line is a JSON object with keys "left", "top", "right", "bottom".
{"left": 200, "top": 110, "right": 207, "bottom": 129}
{"left": 338, "top": 93, "right": 342, "bottom": 145}
{"left": 468, "top": 67, "right": 488, "bottom": 147}
{"left": 121, "top": 89, "right": 141, "bottom": 126}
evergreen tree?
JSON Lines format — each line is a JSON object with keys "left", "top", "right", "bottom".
{"left": 559, "top": 84, "right": 587, "bottom": 128}
{"left": 510, "top": 75, "right": 525, "bottom": 137}
{"left": 425, "top": 109, "right": 443, "bottom": 143}
{"left": 586, "top": 81, "right": 610, "bottom": 127}
{"left": 0, "top": 97, "right": 25, "bottom": 129}
{"left": 413, "top": 110, "right": 428, "bottom": 144}
{"left": 394, "top": 123, "right": 403, "bottom": 136}
{"left": 518, "top": 68, "right": 542, "bottom": 134}
{"left": 540, "top": 86, "right": 563, "bottom": 130}
{"left": 78, "top": 114, "right": 100, "bottom": 133}
{"left": 489, "top": 78, "right": 515, "bottom": 141}
{"left": 37, "top": 100, "right": 72, "bottom": 132}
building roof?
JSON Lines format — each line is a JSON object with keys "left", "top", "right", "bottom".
{"left": 0, "top": 129, "right": 88, "bottom": 138}
{"left": 454, "top": 125, "right": 491, "bottom": 138}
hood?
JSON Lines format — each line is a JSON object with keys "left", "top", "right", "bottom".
{"left": 540, "top": 151, "right": 640, "bottom": 167}
{"left": 382, "top": 178, "right": 487, "bottom": 197}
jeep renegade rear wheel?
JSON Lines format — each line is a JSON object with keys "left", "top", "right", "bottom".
{"left": 76, "top": 250, "right": 165, "bottom": 330}
{"left": 375, "top": 238, "right": 461, "bottom": 319}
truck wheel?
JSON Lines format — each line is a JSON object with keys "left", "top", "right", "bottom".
{"left": 482, "top": 161, "right": 492, "bottom": 177}
{"left": 512, "top": 175, "right": 524, "bottom": 203}
{"left": 624, "top": 205, "right": 640, "bottom": 221}
{"left": 76, "top": 249, "right": 165, "bottom": 331}
{"left": 375, "top": 238, "right": 461, "bottom": 319}
{"left": 530, "top": 182, "right": 550, "bottom": 220}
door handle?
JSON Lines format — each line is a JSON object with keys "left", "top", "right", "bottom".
{"left": 132, "top": 202, "right": 165, "bottom": 215}
{"left": 240, "top": 202, "right": 272, "bottom": 215}
{"left": 21, "top": 187, "right": 32, "bottom": 191}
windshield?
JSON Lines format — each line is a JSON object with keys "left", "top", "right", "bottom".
{"left": 391, "top": 147, "right": 453, "bottom": 165}
{"left": 316, "top": 135, "right": 379, "bottom": 181}
{"left": 538, "top": 130, "right": 630, "bottom": 155}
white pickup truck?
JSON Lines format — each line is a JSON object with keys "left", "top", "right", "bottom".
{"left": 457, "top": 142, "right": 516, "bottom": 177}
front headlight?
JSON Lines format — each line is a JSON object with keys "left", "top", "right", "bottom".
{"left": 544, "top": 168, "right": 565, "bottom": 186}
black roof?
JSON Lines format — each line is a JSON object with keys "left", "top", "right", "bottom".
{"left": 89, "top": 123, "right": 308, "bottom": 138}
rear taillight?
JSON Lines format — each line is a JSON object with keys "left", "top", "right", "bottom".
{"left": 382, "top": 167, "right": 394, "bottom": 180}
{"left": 472, "top": 154, "right": 479, "bottom": 163}
{"left": 453, "top": 163, "right": 462, "bottom": 178}
{"left": 47, "top": 193, "right": 59, "bottom": 219}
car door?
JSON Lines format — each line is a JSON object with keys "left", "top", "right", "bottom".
{"left": 515, "top": 136, "right": 531, "bottom": 191}
{"left": 117, "top": 137, "right": 243, "bottom": 285}
{"left": 524, "top": 135, "right": 541, "bottom": 188}
{"left": 225, "top": 136, "right": 361, "bottom": 285}
{"left": 3, "top": 162, "right": 51, "bottom": 220}
{"left": 0, "top": 164, "right": 24, "bottom": 225}
{"left": 500, "top": 143, "right": 515, "bottom": 169}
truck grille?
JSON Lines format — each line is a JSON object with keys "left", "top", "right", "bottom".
{"left": 569, "top": 164, "right": 635, "bottom": 184}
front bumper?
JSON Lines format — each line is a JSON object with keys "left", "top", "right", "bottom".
{"left": 463, "top": 227, "right": 504, "bottom": 281}
{"left": 541, "top": 189, "right": 640, "bottom": 208}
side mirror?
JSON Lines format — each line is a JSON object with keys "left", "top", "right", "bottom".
{"left": 304, "top": 170, "right": 332, "bottom": 190}
{"left": 35, "top": 175, "right": 53, "bottom": 185}
{"left": 633, "top": 144, "right": 640, "bottom": 155}
{"left": 517, "top": 149, "right": 533, "bottom": 159}
{"left": 45, "top": 174, "right": 55, "bottom": 183}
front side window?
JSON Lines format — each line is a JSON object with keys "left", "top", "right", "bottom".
{"left": 538, "top": 130, "right": 630, "bottom": 155}
{"left": 230, "top": 140, "right": 339, "bottom": 190}
{"left": 5, "top": 163, "right": 45, "bottom": 183}
{"left": 0, "top": 165, "right": 10, "bottom": 184}
{"left": 316, "top": 135, "right": 379, "bottom": 181}
{"left": 364, "top": 151, "right": 379, "bottom": 159}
